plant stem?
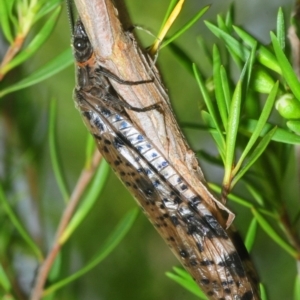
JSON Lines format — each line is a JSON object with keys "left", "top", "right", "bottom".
{"left": 30, "top": 151, "right": 102, "bottom": 300}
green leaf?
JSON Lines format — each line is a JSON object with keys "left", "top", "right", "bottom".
{"left": 33, "top": 0, "right": 62, "bottom": 23}
{"left": 224, "top": 81, "right": 242, "bottom": 184}
{"left": 225, "top": 4, "right": 234, "bottom": 28}
{"left": 6, "top": 0, "right": 18, "bottom": 33}
{"left": 231, "top": 25, "right": 256, "bottom": 48}
{"left": 217, "top": 15, "right": 230, "bottom": 34}
{"left": 0, "top": 185, "right": 43, "bottom": 261}
{"left": 256, "top": 46, "right": 282, "bottom": 74}
{"left": 294, "top": 275, "right": 300, "bottom": 300}
{"left": 0, "top": 48, "right": 73, "bottom": 98}
{"left": 252, "top": 208, "right": 298, "bottom": 258}
{"left": 161, "top": 5, "right": 210, "bottom": 49}
{"left": 201, "top": 111, "right": 225, "bottom": 161}
{"left": 166, "top": 267, "right": 207, "bottom": 299}
{"left": 260, "top": 283, "right": 268, "bottom": 300}
{"left": 1, "top": 6, "right": 61, "bottom": 76}
{"left": 219, "top": 66, "right": 231, "bottom": 112}
{"left": 251, "top": 67, "right": 276, "bottom": 94}
{"left": 286, "top": 120, "right": 300, "bottom": 134}
{"left": 233, "top": 26, "right": 281, "bottom": 74}
{"left": 239, "top": 51, "right": 251, "bottom": 82}
{"left": 0, "top": 263, "right": 11, "bottom": 292}
{"left": 241, "top": 119, "right": 300, "bottom": 144}
{"left": 193, "top": 63, "right": 225, "bottom": 148}
{"left": 246, "top": 41, "right": 257, "bottom": 89}
{"left": 276, "top": 7, "right": 285, "bottom": 50}
{"left": 232, "top": 127, "right": 276, "bottom": 187}
{"left": 49, "top": 99, "right": 69, "bottom": 203}
{"left": 205, "top": 21, "right": 248, "bottom": 63}
{"left": 245, "top": 183, "right": 266, "bottom": 207}
{"left": 59, "top": 160, "right": 110, "bottom": 243}
{"left": 85, "top": 134, "right": 96, "bottom": 168}
{"left": 196, "top": 36, "right": 213, "bottom": 67}
{"left": 213, "top": 45, "right": 228, "bottom": 130}
{"left": 271, "top": 32, "right": 300, "bottom": 101}
{"left": 234, "top": 82, "right": 278, "bottom": 174}
{"left": 244, "top": 218, "right": 257, "bottom": 252}
{"left": 171, "top": 267, "right": 195, "bottom": 281}
{"left": 44, "top": 208, "right": 139, "bottom": 296}
{"left": 0, "top": 0, "right": 14, "bottom": 43}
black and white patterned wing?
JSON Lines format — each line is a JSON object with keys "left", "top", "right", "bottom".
{"left": 76, "top": 93, "right": 259, "bottom": 300}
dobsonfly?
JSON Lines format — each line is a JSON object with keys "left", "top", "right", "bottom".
{"left": 68, "top": 4, "right": 260, "bottom": 300}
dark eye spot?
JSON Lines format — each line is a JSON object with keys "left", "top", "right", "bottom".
{"left": 73, "top": 35, "right": 93, "bottom": 62}
{"left": 74, "top": 38, "right": 88, "bottom": 51}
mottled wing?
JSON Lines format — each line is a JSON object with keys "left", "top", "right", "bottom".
{"left": 75, "top": 91, "right": 259, "bottom": 300}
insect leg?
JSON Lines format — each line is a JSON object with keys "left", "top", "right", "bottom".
{"left": 96, "top": 66, "right": 154, "bottom": 85}
{"left": 104, "top": 92, "right": 161, "bottom": 112}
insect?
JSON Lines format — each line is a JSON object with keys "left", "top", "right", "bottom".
{"left": 70, "top": 11, "right": 260, "bottom": 300}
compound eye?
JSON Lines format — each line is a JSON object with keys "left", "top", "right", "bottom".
{"left": 73, "top": 37, "right": 93, "bottom": 62}
{"left": 74, "top": 38, "right": 88, "bottom": 51}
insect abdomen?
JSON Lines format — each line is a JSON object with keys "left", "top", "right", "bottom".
{"left": 77, "top": 101, "right": 259, "bottom": 300}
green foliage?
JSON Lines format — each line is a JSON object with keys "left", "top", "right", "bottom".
{"left": 0, "top": 1, "right": 299, "bottom": 300}
{"left": 166, "top": 267, "right": 207, "bottom": 299}
{"left": 169, "top": 4, "right": 300, "bottom": 300}
{"left": 0, "top": 49, "right": 73, "bottom": 98}
{"left": 0, "top": 1, "right": 138, "bottom": 299}
{"left": 44, "top": 208, "right": 139, "bottom": 296}
{"left": 160, "top": 5, "right": 210, "bottom": 49}
{"left": 0, "top": 0, "right": 63, "bottom": 80}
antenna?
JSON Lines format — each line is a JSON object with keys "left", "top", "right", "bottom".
{"left": 66, "top": 0, "right": 75, "bottom": 34}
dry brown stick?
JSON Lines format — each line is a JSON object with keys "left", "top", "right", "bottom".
{"left": 74, "top": 0, "right": 234, "bottom": 226}
{"left": 30, "top": 151, "right": 102, "bottom": 300}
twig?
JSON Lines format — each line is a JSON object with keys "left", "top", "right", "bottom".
{"left": 0, "top": 34, "right": 25, "bottom": 81}
{"left": 30, "top": 151, "right": 102, "bottom": 300}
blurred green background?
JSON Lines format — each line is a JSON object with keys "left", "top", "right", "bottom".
{"left": 0, "top": 0, "right": 297, "bottom": 299}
